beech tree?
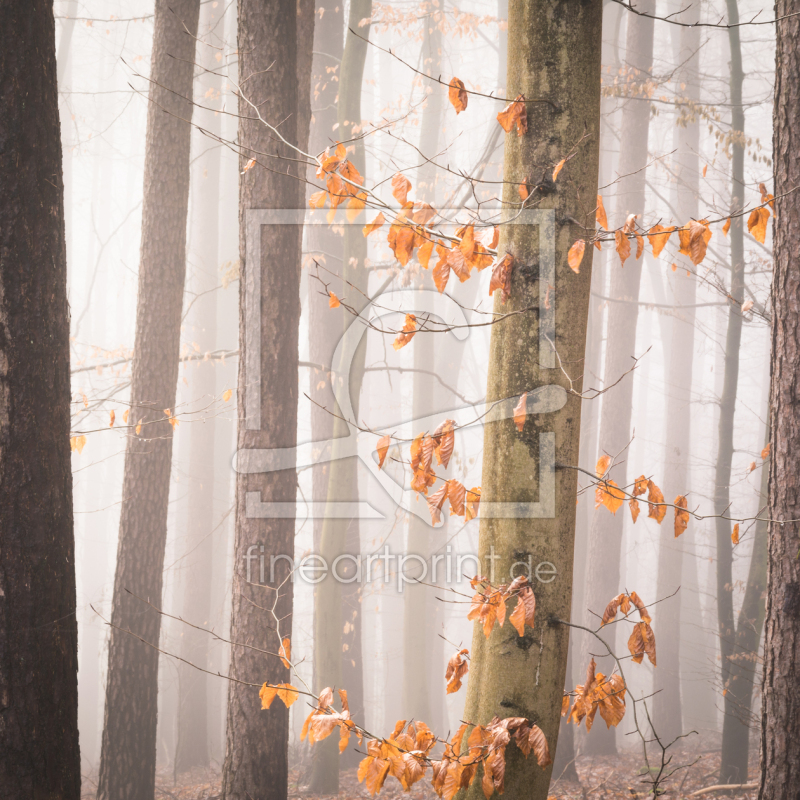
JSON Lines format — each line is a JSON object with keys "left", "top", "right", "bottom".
{"left": 761, "top": 1, "right": 800, "bottom": 795}
{"left": 0, "top": 2, "right": 80, "bottom": 797}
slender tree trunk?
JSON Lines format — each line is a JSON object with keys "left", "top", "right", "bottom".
{"left": 220, "top": 0, "right": 312, "bottom": 797}
{"left": 580, "top": 0, "right": 655, "bottom": 756}
{"left": 714, "top": 0, "right": 747, "bottom": 784}
{"left": 653, "top": 4, "right": 700, "bottom": 744}
{"left": 96, "top": 4, "right": 201, "bottom": 798}
{"left": 462, "top": 4, "right": 603, "bottom": 799}
{"left": 0, "top": 2, "right": 80, "bottom": 797}
{"left": 310, "top": 1, "right": 372, "bottom": 792}
{"left": 174, "top": 6, "right": 225, "bottom": 771}
{"left": 759, "top": 3, "right": 800, "bottom": 795}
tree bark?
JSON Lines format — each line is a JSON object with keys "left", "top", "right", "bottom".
{"left": 220, "top": 0, "right": 312, "bottom": 797}
{"left": 461, "top": 3, "right": 603, "bottom": 799}
{"left": 96, "top": 3, "right": 200, "bottom": 799}
{"left": 715, "top": 0, "right": 747, "bottom": 784}
{"left": 309, "top": 1, "right": 372, "bottom": 792}
{"left": 0, "top": 2, "right": 80, "bottom": 797}
{"left": 580, "top": 0, "right": 655, "bottom": 756}
{"left": 760, "top": 2, "right": 800, "bottom": 795}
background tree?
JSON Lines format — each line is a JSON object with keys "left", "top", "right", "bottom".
{"left": 0, "top": 1, "right": 80, "bottom": 797}
{"left": 97, "top": 3, "right": 201, "bottom": 799}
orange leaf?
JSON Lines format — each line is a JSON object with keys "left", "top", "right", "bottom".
{"left": 596, "top": 195, "right": 608, "bottom": 229}
{"left": 276, "top": 683, "right": 300, "bottom": 708}
{"left": 509, "top": 596, "right": 526, "bottom": 637}
{"left": 393, "top": 313, "right": 417, "bottom": 351}
{"left": 279, "top": 637, "right": 291, "bottom": 668}
{"left": 309, "top": 190, "right": 327, "bottom": 209}
{"left": 747, "top": 206, "right": 770, "bottom": 243}
{"left": 376, "top": 434, "right": 390, "bottom": 469}
{"left": 328, "top": 291, "right": 341, "bottom": 308}
{"left": 432, "top": 418, "right": 456, "bottom": 468}
{"left": 445, "top": 648, "right": 469, "bottom": 693}
{"left": 732, "top": 523, "right": 740, "bottom": 545}
{"left": 647, "top": 480, "right": 666, "bottom": 524}
{"left": 259, "top": 683, "right": 278, "bottom": 709}
{"left": 674, "top": 495, "right": 689, "bottom": 538}
{"left": 595, "top": 454, "right": 611, "bottom": 478}
{"left": 447, "top": 479, "right": 467, "bottom": 517}
{"left": 418, "top": 239, "right": 434, "bottom": 269}
{"left": 496, "top": 94, "right": 527, "bottom": 136}
{"left": 465, "top": 487, "right": 481, "bottom": 522}
{"left": 615, "top": 230, "right": 631, "bottom": 267}
{"left": 489, "top": 254, "right": 514, "bottom": 304}
{"left": 433, "top": 242, "right": 451, "bottom": 293}
{"left": 427, "top": 483, "right": 449, "bottom": 525}
{"left": 629, "top": 498, "right": 640, "bottom": 524}
{"left": 109, "top": 409, "right": 115, "bottom": 428}
{"left": 363, "top": 212, "right": 385, "bottom": 237}
{"left": 762, "top": 443, "right": 771, "bottom": 459}
{"left": 723, "top": 217, "right": 731, "bottom": 236}
{"left": 595, "top": 479, "right": 624, "bottom": 515}
{"left": 632, "top": 475, "right": 648, "bottom": 496}
{"left": 552, "top": 158, "right": 566, "bottom": 182}
{"left": 392, "top": 172, "right": 412, "bottom": 205}
{"left": 346, "top": 191, "right": 367, "bottom": 222}
{"left": 448, "top": 77, "right": 468, "bottom": 113}
{"left": 513, "top": 392, "right": 527, "bottom": 432}
{"left": 648, "top": 224, "right": 675, "bottom": 257}
{"left": 568, "top": 240, "right": 585, "bottom": 274}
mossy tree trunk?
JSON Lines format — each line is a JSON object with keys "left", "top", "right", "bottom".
{"left": 461, "top": 3, "right": 603, "bottom": 799}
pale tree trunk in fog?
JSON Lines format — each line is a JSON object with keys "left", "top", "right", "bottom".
{"left": 760, "top": 3, "right": 800, "bottom": 795}
{"left": 310, "top": 1, "right": 372, "bottom": 791}
{"left": 174, "top": 5, "right": 225, "bottom": 772}
{"left": 652, "top": 5, "right": 699, "bottom": 744}
{"left": 462, "top": 4, "right": 602, "bottom": 800}
{"left": 221, "top": 0, "right": 312, "bottom": 797}
{"left": 97, "top": 3, "right": 201, "bottom": 798}
{"left": 0, "top": 2, "right": 80, "bottom": 796}
{"left": 580, "top": 0, "right": 654, "bottom": 756}
{"left": 402, "top": 18, "right": 444, "bottom": 730}
{"left": 714, "top": 0, "right": 749, "bottom": 784}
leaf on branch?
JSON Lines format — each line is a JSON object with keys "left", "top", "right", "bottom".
{"left": 528, "top": 724, "right": 552, "bottom": 767}
{"left": 628, "top": 590, "right": 651, "bottom": 624}
{"left": 748, "top": 206, "right": 770, "bottom": 243}
{"left": 674, "top": 495, "right": 690, "bottom": 538}
{"left": 309, "top": 190, "right": 327, "bottom": 209}
{"left": 418, "top": 239, "right": 434, "bottom": 269}
{"left": 596, "top": 194, "right": 608, "bottom": 229}
{"left": 427, "top": 482, "right": 449, "bottom": 525}
{"left": 513, "top": 392, "right": 527, "bottom": 432}
{"left": 629, "top": 498, "right": 640, "bottom": 523}
{"left": 222, "top": 389, "right": 233, "bottom": 403}
{"left": 448, "top": 77, "right": 468, "bottom": 113}
{"left": 635, "top": 231, "right": 645, "bottom": 260}
{"left": 723, "top": 217, "right": 731, "bottom": 236}
{"left": 445, "top": 648, "right": 469, "bottom": 693}
{"left": 346, "top": 191, "right": 367, "bottom": 222}
{"left": 496, "top": 94, "right": 527, "bottom": 136}
{"left": 279, "top": 637, "right": 291, "bottom": 668}
{"left": 647, "top": 480, "right": 666, "bottom": 524}
{"left": 109, "top": 410, "right": 115, "bottom": 428}
{"left": 448, "top": 247, "right": 472, "bottom": 283}
{"left": 678, "top": 220, "right": 712, "bottom": 265}
{"left": 762, "top": 443, "right": 771, "bottom": 459}
{"left": 433, "top": 242, "right": 451, "bottom": 293}
{"left": 552, "top": 158, "right": 566, "bottom": 182}
{"left": 277, "top": 684, "right": 299, "bottom": 707}
{"left": 615, "top": 229, "right": 631, "bottom": 267}
{"left": 595, "top": 479, "right": 624, "bottom": 515}
{"left": 392, "top": 313, "right": 417, "bottom": 350}
{"left": 568, "top": 239, "right": 585, "bottom": 274}
{"left": 465, "top": 487, "right": 481, "bottom": 522}
{"left": 328, "top": 291, "right": 341, "bottom": 308}
{"left": 432, "top": 419, "right": 455, "bottom": 468}
{"left": 647, "top": 224, "right": 675, "bottom": 257}
{"left": 489, "top": 254, "right": 514, "bottom": 304}
{"left": 447, "top": 479, "right": 467, "bottom": 517}
{"left": 633, "top": 475, "right": 648, "bottom": 497}
{"left": 363, "top": 212, "right": 385, "bottom": 237}
{"left": 376, "top": 435, "right": 390, "bottom": 469}
{"left": 741, "top": 299, "right": 754, "bottom": 315}
{"left": 596, "top": 454, "right": 612, "bottom": 478}
{"left": 759, "top": 181, "right": 775, "bottom": 209}
{"left": 628, "top": 621, "right": 657, "bottom": 666}
{"left": 392, "top": 172, "right": 412, "bottom": 205}
{"left": 732, "top": 523, "right": 740, "bottom": 545}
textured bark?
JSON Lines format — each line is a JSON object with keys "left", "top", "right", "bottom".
{"left": 174, "top": 5, "right": 224, "bottom": 770}
{"left": 580, "top": 0, "right": 654, "bottom": 756}
{"left": 96, "top": 3, "right": 200, "bottom": 799}
{"left": 0, "top": 2, "right": 80, "bottom": 797}
{"left": 714, "top": 0, "right": 747, "bottom": 784}
{"left": 652, "top": 4, "right": 700, "bottom": 744}
{"left": 310, "top": 1, "right": 372, "bottom": 791}
{"left": 220, "top": 0, "right": 311, "bottom": 797}
{"left": 461, "top": 3, "right": 603, "bottom": 799}
{"left": 760, "top": 2, "right": 800, "bottom": 795}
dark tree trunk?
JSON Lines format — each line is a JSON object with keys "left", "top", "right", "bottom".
{"left": 220, "top": 0, "right": 312, "bottom": 797}
{"left": 580, "top": 0, "right": 655, "bottom": 756}
{"left": 0, "top": 2, "right": 80, "bottom": 797}
{"left": 715, "top": 0, "right": 748, "bottom": 784}
{"left": 760, "top": 2, "right": 800, "bottom": 795}
{"left": 96, "top": 3, "right": 200, "bottom": 798}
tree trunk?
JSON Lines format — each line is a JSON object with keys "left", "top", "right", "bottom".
{"left": 0, "top": 2, "right": 80, "bottom": 797}
{"left": 96, "top": 3, "right": 200, "bottom": 798}
{"left": 174, "top": 4, "right": 225, "bottom": 771}
{"left": 580, "top": 0, "right": 655, "bottom": 756}
{"left": 461, "top": 4, "right": 603, "bottom": 800}
{"left": 760, "top": 3, "right": 800, "bottom": 795}
{"left": 652, "top": 2, "right": 700, "bottom": 744}
{"left": 715, "top": 0, "right": 747, "bottom": 784}
{"left": 220, "top": 0, "right": 311, "bottom": 797}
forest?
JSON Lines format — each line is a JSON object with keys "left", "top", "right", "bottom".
{"left": 1, "top": 1, "right": 799, "bottom": 799}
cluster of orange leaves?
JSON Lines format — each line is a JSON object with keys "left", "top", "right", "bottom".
{"left": 593, "top": 454, "right": 690, "bottom": 539}
{"left": 376, "top": 419, "right": 481, "bottom": 524}
{"left": 602, "top": 590, "right": 657, "bottom": 666}
{"left": 569, "top": 183, "right": 774, "bottom": 275}
{"left": 565, "top": 657, "right": 627, "bottom": 731}
{"left": 467, "top": 574, "right": 537, "bottom": 642}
